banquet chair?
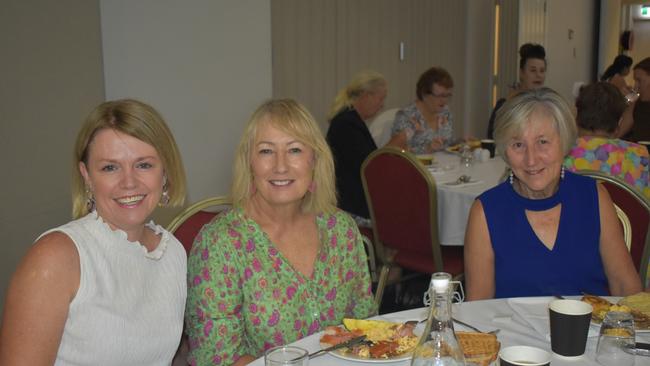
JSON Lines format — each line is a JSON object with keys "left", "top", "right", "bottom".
{"left": 361, "top": 146, "right": 464, "bottom": 280}
{"left": 368, "top": 108, "right": 399, "bottom": 147}
{"left": 576, "top": 170, "right": 650, "bottom": 282}
{"left": 167, "top": 196, "right": 231, "bottom": 255}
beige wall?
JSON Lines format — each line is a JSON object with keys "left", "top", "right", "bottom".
{"left": 545, "top": 0, "right": 597, "bottom": 102}
{"left": 0, "top": 0, "right": 105, "bottom": 310}
{"left": 100, "top": 0, "right": 272, "bottom": 225}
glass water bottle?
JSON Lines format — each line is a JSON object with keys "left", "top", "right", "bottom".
{"left": 410, "top": 272, "right": 465, "bottom": 366}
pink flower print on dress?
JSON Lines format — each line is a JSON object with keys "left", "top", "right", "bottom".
{"left": 327, "top": 215, "right": 337, "bottom": 229}
{"left": 327, "top": 306, "right": 335, "bottom": 320}
{"left": 308, "top": 320, "right": 320, "bottom": 335}
{"left": 267, "top": 309, "right": 280, "bottom": 326}
{"left": 244, "top": 267, "right": 253, "bottom": 280}
{"left": 268, "top": 246, "right": 278, "bottom": 256}
{"left": 330, "top": 235, "right": 338, "bottom": 248}
{"left": 298, "top": 305, "right": 306, "bottom": 315}
{"left": 252, "top": 258, "right": 262, "bottom": 272}
{"left": 249, "top": 303, "right": 258, "bottom": 313}
{"left": 192, "top": 275, "right": 202, "bottom": 286}
{"left": 211, "top": 354, "right": 222, "bottom": 364}
{"left": 218, "top": 302, "right": 226, "bottom": 312}
{"left": 203, "top": 319, "right": 213, "bottom": 337}
{"left": 233, "top": 240, "right": 241, "bottom": 250}
{"left": 222, "top": 264, "right": 229, "bottom": 274}
{"left": 347, "top": 241, "right": 353, "bottom": 251}
{"left": 325, "top": 287, "right": 337, "bottom": 301}
{"left": 228, "top": 228, "right": 238, "bottom": 238}
{"left": 201, "top": 267, "right": 211, "bottom": 281}
{"left": 273, "top": 288, "right": 281, "bottom": 299}
{"left": 286, "top": 286, "right": 297, "bottom": 300}
{"left": 201, "top": 247, "right": 209, "bottom": 260}
{"left": 294, "top": 319, "right": 302, "bottom": 330}
{"left": 345, "top": 270, "right": 354, "bottom": 281}
{"left": 215, "top": 340, "right": 224, "bottom": 351}
{"left": 252, "top": 316, "right": 261, "bottom": 326}
{"left": 205, "top": 287, "right": 215, "bottom": 300}
{"left": 274, "top": 331, "right": 285, "bottom": 345}
{"left": 245, "top": 239, "right": 256, "bottom": 252}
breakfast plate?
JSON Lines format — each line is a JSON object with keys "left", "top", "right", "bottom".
{"left": 320, "top": 319, "right": 420, "bottom": 362}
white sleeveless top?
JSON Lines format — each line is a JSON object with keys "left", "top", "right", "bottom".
{"left": 39, "top": 212, "right": 187, "bottom": 366}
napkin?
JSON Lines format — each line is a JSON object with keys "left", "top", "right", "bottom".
{"left": 507, "top": 298, "right": 599, "bottom": 339}
{"left": 442, "top": 179, "right": 484, "bottom": 187}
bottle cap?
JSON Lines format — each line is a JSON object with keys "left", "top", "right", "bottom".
{"left": 431, "top": 277, "right": 450, "bottom": 292}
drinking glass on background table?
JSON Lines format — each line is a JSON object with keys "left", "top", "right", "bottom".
{"left": 596, "top": 311, "right": 635, "bottom": 366}
{"left": 548, "top": 299, "right": 592, "bottom": 358}
{"left": 265, "top": 346, "right": 308, "bottom": 366}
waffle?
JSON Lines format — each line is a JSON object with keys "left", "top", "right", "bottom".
{"left": 581, "top": 294, "right": 650, "bottom": 330}
{"left": 456, "top": 331, "right": 500, "bottom": 366}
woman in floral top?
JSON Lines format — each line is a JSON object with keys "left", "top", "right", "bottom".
{"left": 388, "top": 66, "right": 454, "bottom": 154}
{"left": 564, "top": 82, "right": 650, "bottom": 199}
{"left": 185, "top": 99, "right": 377, "bottom": 365}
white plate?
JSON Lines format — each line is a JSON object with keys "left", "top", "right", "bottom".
{"left": 328, "top": 349, "right": 412, "bottom": 363}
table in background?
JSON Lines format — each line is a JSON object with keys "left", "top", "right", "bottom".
{"left": 248, "top": 297, "right": 650, "bottom": 366}
{"left": 432, "top": 152, "right": 507, "bottom": 246}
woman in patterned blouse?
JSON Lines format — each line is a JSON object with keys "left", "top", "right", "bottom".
{"left": 185, "top": 99, "right": 377, "bottom": 365}
{"left": 564, "top": 82, "right": 650, "bottom": 199}
{"left": 387, "top": 66, "right": 455, "bottom": 154}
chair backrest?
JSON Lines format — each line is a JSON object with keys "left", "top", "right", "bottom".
{"left": 167, "top": 196, "right": 231, "bottom": 255}
{"left": 576, "top": 170, "right": 650, "bottom": 281}
{"left": 361, "top": 146, "right": 443, "bottom": 271}
{"left": 368, "top": 108, "right": 399, "bottom": 147}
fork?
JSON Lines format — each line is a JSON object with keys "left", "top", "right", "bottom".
{"left": 453, "top": 318, "right": 500, "bottom": 335}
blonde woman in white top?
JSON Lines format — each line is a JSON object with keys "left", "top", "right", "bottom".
{"left": 0, "top": 99, "right": 188, "bottom": 365}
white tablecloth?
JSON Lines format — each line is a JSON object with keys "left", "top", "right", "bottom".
{"left": 431, "top": 152, "right": 507, "bottom": 246}
{"left": 248, "top": 297, "right": 650, "bottom": 365}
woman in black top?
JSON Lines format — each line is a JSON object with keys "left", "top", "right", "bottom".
{"left": 326, "top": 70, "right": 387, "bottom": 223}
{"left": 487, "top": 43, "right": 546, "bottom": 139}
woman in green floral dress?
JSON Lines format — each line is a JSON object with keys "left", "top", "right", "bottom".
{"left": 185, "top": 99, "right": 377, "bottom": 365}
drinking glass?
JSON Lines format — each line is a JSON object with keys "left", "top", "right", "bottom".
{"left": 264, "top": 346, "right": 309, "bottom": 366}
{"left": 596, "top": 311, "right": 635, "bottom": 366}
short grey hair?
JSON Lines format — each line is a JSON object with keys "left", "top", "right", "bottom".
{"left": 493, "top": 87, "right": 576, "bottom": 165}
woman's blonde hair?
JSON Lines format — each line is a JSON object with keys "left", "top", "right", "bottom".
{"left": 72, "top": 99, "right": 187, "bottom": 218}
{"left": 327, "top": 70, "right": 387, "bottom": 120}
{"left": 494, "top": 87, "right": 577, "bottom": 165}
{"left": 231, "top": 99, "right": 337, "bottom": 214}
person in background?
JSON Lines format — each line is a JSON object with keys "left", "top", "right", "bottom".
{"left": 601, "top": 55, "right": 634, "bottom": 96}
{"left": 326, "top": 70, "right": 387, "bottom": 226}
{"left": 465, "top": 87, "right": 641, "bottom": 300}
{"left": 185, "top": 99, "right": 376, "bottom": 366}
{"left": 564, "top": 82, "right": 650, "bottom": 199}
{"left": 487, "top": 43, "right": 547, "bottom": 139}
{"left": 0, "top": 99, "right": 188, "bottom": 365}
{"left": 621, "top": 57, "right": 650, "bottom": 142}
{"left": 387, "top": 66, "right": 454, "bottom": 154}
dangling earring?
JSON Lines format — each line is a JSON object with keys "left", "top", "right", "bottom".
{"left": 85, "top": 186, "right": 95, "bottom": 212}
{"left": 308, "top": 181, "right": 316, "bottom": 193}
{"left": 509, "top": 170, "right": 514, "bottom": 185}
{"left": 560, "top": 166, "right": 565, "bottom": 180}
{"left": 159, "top": 178, "right": 170, "bottom": 207}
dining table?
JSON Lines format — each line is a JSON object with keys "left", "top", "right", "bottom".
{"left": 429, "top": 151, "right": 507, "bottom": 246}
{"left": 248, "top": 296, "right": 650, "bottom": 365}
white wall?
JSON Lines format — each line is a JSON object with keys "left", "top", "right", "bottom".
{"left": 100, "top": 0, "right": 272, "bottom": 222}
{"left": 545, "top": 0, "right": 597, "bottom": 103}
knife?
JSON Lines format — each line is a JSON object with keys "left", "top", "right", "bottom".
{"left": 302, "top": 335, "right": 368, "bottom": 360}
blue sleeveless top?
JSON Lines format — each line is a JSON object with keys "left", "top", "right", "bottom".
{"left": 478, "top": 171, "right": 608, "bottom": 298}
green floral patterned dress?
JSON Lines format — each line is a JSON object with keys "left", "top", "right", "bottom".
{"left": 185, "top": 207, "right": 377, "bottom": 365}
